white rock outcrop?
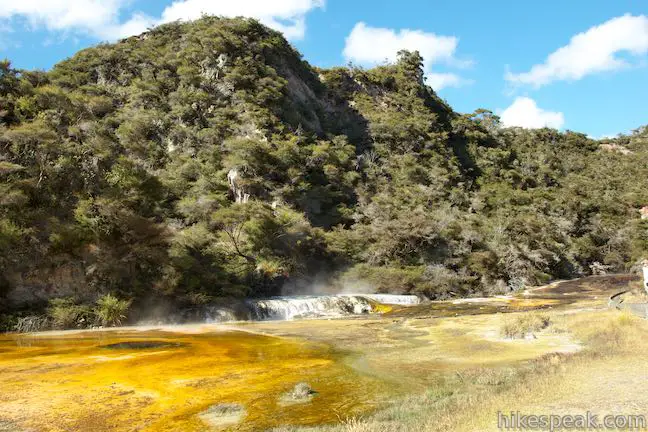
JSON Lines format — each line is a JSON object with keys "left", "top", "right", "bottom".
{"left": 227, "top": 168, "right": 250, "bottom": 203}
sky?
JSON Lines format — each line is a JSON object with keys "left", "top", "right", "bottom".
{"left": 0, "top": 0, "right": 646, "bottom": 138}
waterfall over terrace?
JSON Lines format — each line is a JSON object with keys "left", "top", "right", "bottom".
{"left": 203, "top": 294, "right": 422, "bottom": 323}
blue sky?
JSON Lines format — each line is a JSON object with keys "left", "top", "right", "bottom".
{"left": 0, "top": 0, "right": 646, "bottom": 137}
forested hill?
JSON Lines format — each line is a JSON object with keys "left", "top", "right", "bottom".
{"left": 1, "top": 16, "right": 647, "bottom": 324}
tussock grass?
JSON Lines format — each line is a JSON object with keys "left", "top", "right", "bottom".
{"left": 94, "top": 294, "right": 131, "bottom": 327}
{"left": 499, "top": 313, "right": 551, "bottom": 339}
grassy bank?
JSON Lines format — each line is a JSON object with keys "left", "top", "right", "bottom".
{"left": 273, "top": 309, "right": 648, "bottom": 432}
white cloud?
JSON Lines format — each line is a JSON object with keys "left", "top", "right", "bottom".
{"left": 426, "top": 72, "right": 471, "bottom": 90}
{"left": 343, "top": 22, "right": 458, "bottom": 66}
{"left": 506, "top": 14, "right": 648, "bottom": 87}
{"left": 0, "top": 0, "right": 323, "bottom": 42}
{"left": 106, "top": 13, "right": 158, "bottom": 40}
{"left": 500, "top": 97, "right": 564, "bottom": 129}
{"left": 160, "top": 0, "right": 324, "bottom": 40}
{"left": 343, "top": 22, "right": 472, "bottom": 90}
{"left": 0, "top": 0, "right": 154, "bottom": 40}
{"left": 588, "top": 133, "right": 618, "bottom": 140}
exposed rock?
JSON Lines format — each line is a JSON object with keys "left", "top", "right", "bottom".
{"left": 6, "top": 263, "right": 88, "bottom": 307}
{"left": 280, "top": 382, "right": 317, "bottom": 405}
{"left": 600, "top": 143, "right": 632, "bottom": 155}
{"left": 227, "top": 168, "right": 250, "bottom": 203}
{"left": 641, "top": 206, "right": 648, "bottom": 220}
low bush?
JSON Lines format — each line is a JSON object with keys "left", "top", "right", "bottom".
{"left": 48, "top": 298, "right": 93, "bottom": 329}
{"left": 94, "top": 294, "right": 131, "bottom": 327}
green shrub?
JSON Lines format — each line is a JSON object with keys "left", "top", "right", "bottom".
{"left": 48, "top": 298, "right": 93, "bottom": 329}
{"left": 339, "top": 264, "right": 426, "bottom": 294}
{"left": 94, "top": 294, "right": 131, "bottom": 327}
{"left": 0, "top": 314, "right": 18, "bottom": 332}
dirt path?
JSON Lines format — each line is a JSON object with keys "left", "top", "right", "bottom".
{"left": 457, "top": 353, "right": 648, "bottom": 431}
{"left": 531, "top": 358, "right": 648, "bottom": 414}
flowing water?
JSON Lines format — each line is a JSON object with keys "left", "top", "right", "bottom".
{"left": 201, "top": 294, "right": 421, "bottom": 323}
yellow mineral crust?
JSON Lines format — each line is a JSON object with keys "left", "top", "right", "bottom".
{"left": 0, "top": 329, "right": 385, "bottom": 431}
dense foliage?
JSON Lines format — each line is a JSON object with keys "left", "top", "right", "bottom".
{"left": 1, "top": 17, "right": 647, "bottom": 325}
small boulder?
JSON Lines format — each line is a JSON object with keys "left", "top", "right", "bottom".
{"left": 280, "top": 382, "right": 318, "bottom": 405}
{"left": 198, "top": 403, "right": 245, "bottom": 428}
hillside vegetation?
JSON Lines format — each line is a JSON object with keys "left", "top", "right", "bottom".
{"left": 1, "top": 17, "right": 647, "bottom": 326}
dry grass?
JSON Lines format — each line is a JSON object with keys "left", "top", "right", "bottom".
{"left": 569, "top": 309, "right": 646, "bottom": 356}
{"left": 273, "top": 309, "right": 648, "bottom": 432}
{"left": 499, "top": 312, "right": 551, "bottom": 339}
